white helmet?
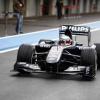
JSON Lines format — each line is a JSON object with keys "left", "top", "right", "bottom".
{"left": 60, "top": 34, "right": 70, "bottom": 40}
{"left": 60, "top": 34, "right": 72, "bottom": 45}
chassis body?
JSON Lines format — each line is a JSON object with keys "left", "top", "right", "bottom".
{"left": 13, "top": 25, "right": 100, "bottom": 80}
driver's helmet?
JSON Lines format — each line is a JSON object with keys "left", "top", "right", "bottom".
{"left": 60, "top": 34, "right": 72, "bottom": 45}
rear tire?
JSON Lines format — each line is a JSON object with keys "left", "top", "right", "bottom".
{"left": 81, "top": 48, "right": 97, "bottom": 80}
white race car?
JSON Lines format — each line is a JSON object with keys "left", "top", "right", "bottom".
{"left": 12, "top": 25, "right": 100, "bottom": 80}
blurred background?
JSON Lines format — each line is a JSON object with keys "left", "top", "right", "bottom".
{"left": 0, "top": 0, "right": 100, "bottom": 37}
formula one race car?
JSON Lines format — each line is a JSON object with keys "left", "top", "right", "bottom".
{"left": 13, "top": 25, "right": 100, "bottom": 80}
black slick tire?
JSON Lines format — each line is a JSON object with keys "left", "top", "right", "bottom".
{"left": 95, "top": 43, "right": 100, "bottom": 69}
{"left": 17, "top": 44, "right": 35, "bottom": 63}
{"left": 81, "top": 48, "right": 97, "bottom": 80}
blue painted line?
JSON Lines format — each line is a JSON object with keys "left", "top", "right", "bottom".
{"left": 0, "top": 21, "right": 100, "bottom": 53}
{"left": 0, "top": 28, "right": 59, "bottom": 52}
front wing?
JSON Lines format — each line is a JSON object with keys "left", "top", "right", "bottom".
{"left": 12, "top": 62, "right": 86, "bottom": 75}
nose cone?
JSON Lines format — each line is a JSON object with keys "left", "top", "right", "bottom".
{"left": 46, "top": 46, "right": 63, "bottom": 63}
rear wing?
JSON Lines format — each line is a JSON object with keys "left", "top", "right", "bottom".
{"left": 59, "top": 25, "right": 91, "bottom": 46}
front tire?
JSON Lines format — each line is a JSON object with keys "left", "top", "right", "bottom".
{"left": 14, "top": 44, "right": 35, "bottom": 74}
{"left": 17, "top": 44, "right": 35, "bottom": 63}
{"left": 81, "top": 48, "right": 97, "bottom": 80}
{"left": 95, "top": 43, "right": 100, "bottom": 69}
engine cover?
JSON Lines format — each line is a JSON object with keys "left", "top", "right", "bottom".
{"left": 46, "top": 46, "right": 64, "bottom": 63}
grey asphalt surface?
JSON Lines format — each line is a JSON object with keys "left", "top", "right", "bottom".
{"left": 0, "top": 14, "right": 100, "bottom": 100}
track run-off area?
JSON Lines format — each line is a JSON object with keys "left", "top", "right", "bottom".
{"left": 0, "top": 21, "right": 100, "bottom": 53}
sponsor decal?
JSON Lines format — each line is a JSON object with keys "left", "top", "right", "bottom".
{"left": 61, "top": 25, "right": 89, "bottom": 33}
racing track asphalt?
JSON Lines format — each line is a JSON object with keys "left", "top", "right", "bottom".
{"left": 1, "top": 21, "right": 100, "bottom": 100}
{"left": 0, "top": 37, "right": 100, "bottom": 100}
